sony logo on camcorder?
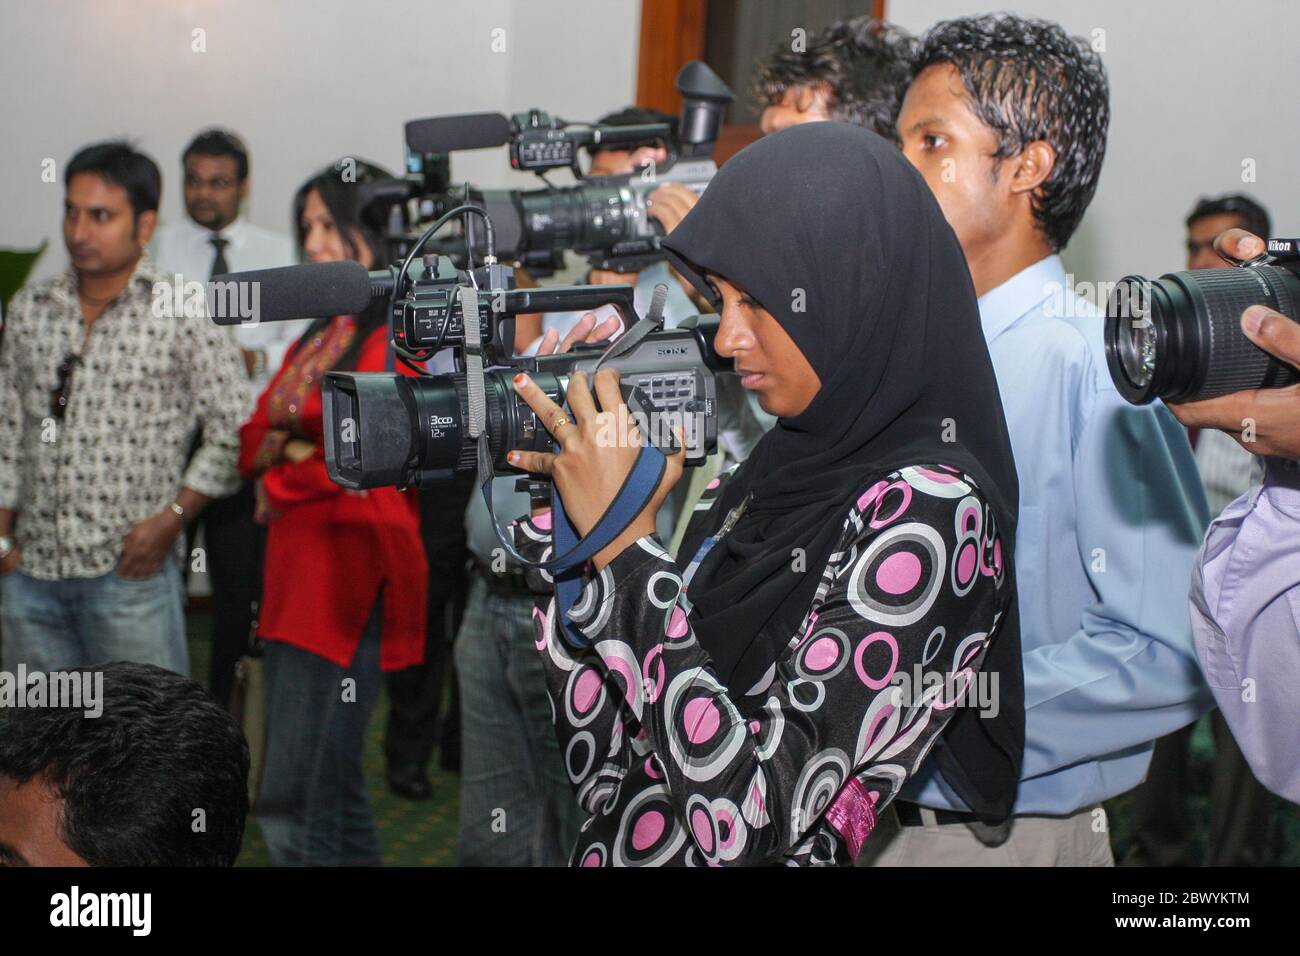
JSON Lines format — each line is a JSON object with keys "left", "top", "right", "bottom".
{"left": 656, "top": 346, "right": 688, "bottom": 355}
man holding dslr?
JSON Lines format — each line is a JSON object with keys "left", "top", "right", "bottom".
{"left": 1169, "top": 227, "right": 1300, "bottom": 805}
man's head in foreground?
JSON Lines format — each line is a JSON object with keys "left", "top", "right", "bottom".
{"left": 0, "top": 661, "right": 249, "bottom": 866}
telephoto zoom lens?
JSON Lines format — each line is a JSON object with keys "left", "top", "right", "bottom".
{"left": 1104, "top": 264, "right": 1300, "bottom": 404}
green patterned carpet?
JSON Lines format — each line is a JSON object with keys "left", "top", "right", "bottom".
{"left": 185, "top": 609, "right": 1299, "bottom": 867}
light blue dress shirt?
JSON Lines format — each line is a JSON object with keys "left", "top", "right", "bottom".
{"left": 903, "top": 255, "right": 1213, "bottom": 815}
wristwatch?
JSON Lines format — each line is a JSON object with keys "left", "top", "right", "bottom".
{"left": 0, "top": 536, "right": 14, "bottom": 560}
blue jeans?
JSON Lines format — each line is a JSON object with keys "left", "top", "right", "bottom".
{"left": 0, "top": 558, "right": 187, "bottom": 674}
{"left": 454, "top": 576, "right": 581, "bottom": 866}
{"left": 256, "top": 599, "right": 384, "bottom": 866}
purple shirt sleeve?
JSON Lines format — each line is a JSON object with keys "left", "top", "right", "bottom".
{"left": 1191, "top": 456, "right": 1300, "bottom": 804}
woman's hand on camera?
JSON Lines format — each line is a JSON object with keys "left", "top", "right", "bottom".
{"left": 508, "top": 368, "right": 685, "bottom": 570}
{"left": 535, "top": 312, "right": 623, "bottom": 356}
{"left": 526, "top": 313, "right": 625, "bottom": 520}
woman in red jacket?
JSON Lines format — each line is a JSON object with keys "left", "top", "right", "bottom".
{"left": 240, "top": 160, "right": 427, "bottom": 866}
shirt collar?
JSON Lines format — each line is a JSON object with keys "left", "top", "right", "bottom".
{"left": 180, "top": 214, "right": 247, "bottom": 246}
{"left": 50, "top": 254, "right": 168, "bottom": 306}
{"left": 977, "top": 254, "right": 1066, "bottom": 343}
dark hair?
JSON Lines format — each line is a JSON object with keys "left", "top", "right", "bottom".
{"left": 590, "top": 106, "right": 681, "bottom": 155}
{"left": 753, "top": 16, "right": 916, "bottom": 143}
{"left": 182, "top": 127, "right": 250, "bottom": 181}
{"left": 292, "top": 158, "right": 397, "bottom": 370}
{"left": 0, "top": 662, "right": 250, "bottom": 866}
{"left": 913, "top": 14, "right": 1110, "bottom": 252}
{"left": 65, "top": 140, "right": 161, "bottom": 218}
{"left": 1186, "top": 193, "right": 1271, "bottom": 241}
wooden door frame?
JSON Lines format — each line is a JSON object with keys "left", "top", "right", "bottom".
{"left": 635, "top": 0, "right": 887, "bottom": 162}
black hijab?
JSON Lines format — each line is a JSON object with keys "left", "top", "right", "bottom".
{"left": 662, "top": 122, "right": 1024, "bottom": 823}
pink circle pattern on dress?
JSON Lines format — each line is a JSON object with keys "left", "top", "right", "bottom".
{"left": 547, "top": 463, "right": 1006, "bottom": 866}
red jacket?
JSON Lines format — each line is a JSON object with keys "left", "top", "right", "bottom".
{"left": 239, "top": 318, "right": 428, "bottom": 671}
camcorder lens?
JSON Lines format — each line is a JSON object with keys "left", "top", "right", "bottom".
{"left": 323, "top": 369, "right": 562, "bottom": 490}
{"left": 1105, "top": 265, "right": 1300, "bottom": 404}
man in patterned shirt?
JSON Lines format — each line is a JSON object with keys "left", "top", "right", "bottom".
{"left": 0, "top": 141, "right": 251, "bottom": 675}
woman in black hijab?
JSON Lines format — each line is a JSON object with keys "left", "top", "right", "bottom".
{"left": 507, "top": 122, "right": 1023, "bottom": 866}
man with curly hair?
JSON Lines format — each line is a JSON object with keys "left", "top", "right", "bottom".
{"left": 753, "top": 15, "right": 915, "bottom": 140}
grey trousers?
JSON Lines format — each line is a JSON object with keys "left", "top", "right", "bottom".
{"left": 857, "top": 803, "right": 1115, "bottom": 867}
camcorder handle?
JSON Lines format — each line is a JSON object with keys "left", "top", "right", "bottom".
{"left": 501, "top": 284, "right": 638, "bottom": 329}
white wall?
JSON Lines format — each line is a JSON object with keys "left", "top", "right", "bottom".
{"left": 0, "top": 0, "right": 642, "bottom": 282}
{"left": 890, "top": 0, "right": 1299, "bottom": 293}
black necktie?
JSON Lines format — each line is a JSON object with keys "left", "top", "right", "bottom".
{"left": 209, "top": 236, "right": 230, "bottom": 278}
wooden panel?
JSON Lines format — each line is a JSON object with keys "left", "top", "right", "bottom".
{"left": 714, "top": 123, "right": 760, "bottom": 165}
{"left": 636, "top": 0, "right": 889, "bottom": 164}
{"left": 636, "top": 0, "right": 709, "bottom": 114}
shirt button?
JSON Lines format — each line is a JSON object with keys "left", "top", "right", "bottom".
{"left": 288, "top": 403, "right": 297, "bottom": 414}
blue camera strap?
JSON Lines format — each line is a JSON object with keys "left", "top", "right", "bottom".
{"left": 476, "top": 434, "right": 666, "bottom": 647}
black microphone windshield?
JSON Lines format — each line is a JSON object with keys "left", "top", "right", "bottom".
{"left": 405, "top": 113, "right": 511, "bottom": 155}
{"left": 207, "top": 260, "right": 377, "bottom": 325}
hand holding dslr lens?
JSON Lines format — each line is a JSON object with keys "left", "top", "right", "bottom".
{"left": 1162, "top": 230, "right": 1300, "bottom": 459}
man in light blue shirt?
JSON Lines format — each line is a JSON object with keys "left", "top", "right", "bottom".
{"left": 869, "top": 14, "right": 1212, "bottom": 866}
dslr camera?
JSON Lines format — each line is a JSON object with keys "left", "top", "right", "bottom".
{"left": 1106, "top": 237, "right": 1300, "bottom": 404}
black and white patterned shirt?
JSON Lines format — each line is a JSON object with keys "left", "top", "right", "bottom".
{"left": 0, "top": 256, "right": 252, "bottom": 580}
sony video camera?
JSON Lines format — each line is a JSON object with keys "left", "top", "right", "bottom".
{"left": 320, "top": 255, "right": 728, "bottom": 490}
{"left": 205, "top": 249, "right": 729, "bottom": 492}
{"left": 1105, "top": 237, "right": 1300, "bottom": 404}
{"left": 368, "top": 60, "right": 733, "bottom": 275}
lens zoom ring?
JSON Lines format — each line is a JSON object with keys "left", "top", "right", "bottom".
{"left": 1194, "top": 268, "right": 1297, "bottom": 399}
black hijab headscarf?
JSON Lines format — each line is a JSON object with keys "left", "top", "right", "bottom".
{"left": 662, "top": 122, "right": 1024, "bottom": 823}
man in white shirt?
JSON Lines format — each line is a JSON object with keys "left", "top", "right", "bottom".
{"left": 152, "top": 128, "right": 304, "bottom": 387}
{"left": 152, "top": 128, "right": 304, "bottom": 710}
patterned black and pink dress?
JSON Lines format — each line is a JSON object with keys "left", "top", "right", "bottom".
{"left": 513, "top": 462, "right": 1013, "bottom": 866}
